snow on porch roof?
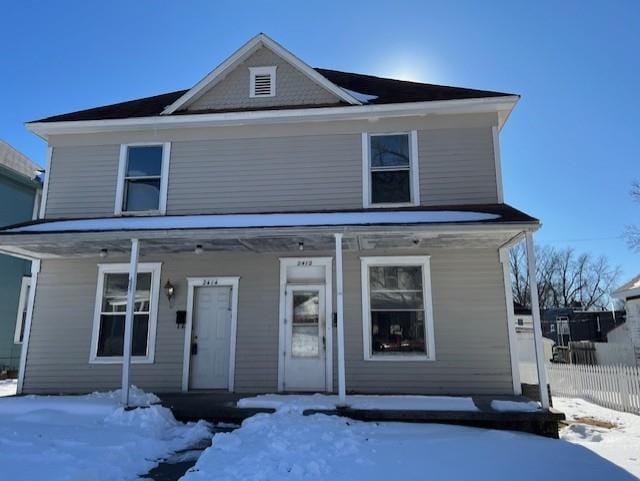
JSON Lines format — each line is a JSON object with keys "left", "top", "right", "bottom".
{"left": 0, "top": 205, "right": 537, "bottom": 235}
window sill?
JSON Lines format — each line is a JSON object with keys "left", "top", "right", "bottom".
{"left": 365, "top": 202, "right": 419, "bottom": 209}
{"left": 364, "top": 354, "right": 435, "bottom": 362}
{"left": 89, "top": 356, "right": 154, "bottom": 365}
{"left": 116, "top": 210, "right": 164, "bottom": 217}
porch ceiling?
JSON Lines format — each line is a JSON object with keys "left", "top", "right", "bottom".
{"left": 0, "top": 226, "right": 524, "bottom": 259}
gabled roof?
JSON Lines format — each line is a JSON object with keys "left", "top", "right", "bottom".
{"left": 612, "top": 274, "right": 640, "bottom": 299}
{"left": 162, "top": 33, "right": 362, "bottom": 114}
{"left": 30, "top": 35, "right": 516, "bottom": 124}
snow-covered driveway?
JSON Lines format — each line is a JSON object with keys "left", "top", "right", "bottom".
{"left": 0, "top": 388, "right": 210, "bottom": 481}
{"left": 181, "top": 409, "right": 635, "bottom": 481}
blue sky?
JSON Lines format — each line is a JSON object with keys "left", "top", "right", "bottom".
{"left": 1, "top": 1, "right": 638, "bottom": 281}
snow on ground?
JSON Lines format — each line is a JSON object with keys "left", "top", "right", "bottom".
{"left": 237, "top": 393, "right": 479, "bottom": 412}
{"left": 182, "top": 410, "right": 634, "bottom": 481}
{"left": 0, "top": 386, "right": 211, "bottom": 481}
{"left": 556, "top": 397, "right": 640, "bottom": 478}
{"left": 0, "top": 378, "right": 17, "bottom": 397}
{"left": 491, "top": 399, "right": 541, "bottom": 412}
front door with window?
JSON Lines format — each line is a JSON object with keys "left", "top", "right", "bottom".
{"left": 190, "top": 286, "right": 232, "bottom": 389}
{"left": 283, "top": 285, "right": 326, "bottom": 391}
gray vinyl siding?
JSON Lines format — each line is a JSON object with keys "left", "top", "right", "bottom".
{"left": 167, "top": 134, "right": 362, "bottom": 214}
{"left": 23, "top": 247, "right": 512, "bottom": 395}
{"left": 45, "top": 145, "right": 119, "bottom": 218}
{"left": 419, "top": 127, "right": 498, "bottom": 205}
{"left": 186, "top": 47, "right": 340, "bottom": 112}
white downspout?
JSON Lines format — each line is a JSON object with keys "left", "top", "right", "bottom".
{"left": 334, "top": 233, "right": 347, "bottom": 404}
{"left": 17, "top": 259, "right": 41, "bottom": 394}
{"left": 525, "top": 231, "right": 550, "bottom": 408}
{"left": 121, "top": 238, "right": 140, "bottom": 406}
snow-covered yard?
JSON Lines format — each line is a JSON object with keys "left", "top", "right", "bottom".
{"left": 556, "top": 397, "right": 640, "bottom": 478}
{"left": 181, "top": 400, "right": 635, "bottom": 481}
{"left": 0, "top": 378, "right": 17, "bottom": 397}
{"left": 0, "top": 387, "right": 210, "bottom": 481}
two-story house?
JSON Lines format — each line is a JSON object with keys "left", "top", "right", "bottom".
{"left": 0, "top": 140, "right": 41, "bottom": 377}
{"left": 0, "top": 34, "right": 548, "bottom": 407}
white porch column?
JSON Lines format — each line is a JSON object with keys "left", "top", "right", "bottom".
{"left": 122, "top": 238, "right": 140, "bottom": 406}
{"left": 525, "top": 232, "right": 550, "bottom": 409}
{"left": 334, "top": 233, "right": 347, "bottom": 403}
{"left": 17, "top": 259, "right": 41, "bottom": 395}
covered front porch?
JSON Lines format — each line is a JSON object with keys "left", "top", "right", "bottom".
{"left": 0, "top": 205, "right": 551, "bottom": 415}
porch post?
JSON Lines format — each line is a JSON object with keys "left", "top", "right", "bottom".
{"left": 525, "top": 232, "right": 550, "bottom": 409}
{"left": 334, "top": 233, "right": 347, "bottom": 403}
{"left": 122, "top": 238, "right": 140, "bottom": 406}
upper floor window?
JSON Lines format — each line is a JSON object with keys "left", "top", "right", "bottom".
{"left": 115, "top": 143, "right": 170, "bottom": 215}
{"left": 249, "top": 66, "right": 276, "bottom": 97}
{"left": 362, "top": 132, "right": 419, "bottom": 207}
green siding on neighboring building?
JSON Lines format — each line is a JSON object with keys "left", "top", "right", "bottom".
{"left": 0, "top": 171, "right": 38, "bottom": 371}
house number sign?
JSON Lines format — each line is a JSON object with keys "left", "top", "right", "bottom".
{"left": 200, "top": 279, "right": 219, "bottom": 286}
{"left": 297, "top": 260, "right": 313, "bottom": 266}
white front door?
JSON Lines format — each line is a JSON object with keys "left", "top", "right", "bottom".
{"left": 283, "top": 285, "right": 326, "bottom": 391}
{"left": 190, "top": 286, "right": 232, "bottom": 389}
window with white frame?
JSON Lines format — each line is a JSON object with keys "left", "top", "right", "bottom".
{"left": 361, "top": 256, "right": 435, "bottom": 360}
{"left": 116, "top": 143, "right": 170, "bottom": 215}
{"left": 364, "top": 132, "right": 419, "bottom": 207}
{"left": 249, "top": 66, "right": 276, "bottom": 97}
{"left": 90, "top": 263, "right": 161, "bottom": 363}
{"left": 14, "top": 277, "right": 31, "bottom": 344}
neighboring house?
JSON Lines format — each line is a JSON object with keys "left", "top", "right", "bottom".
{"left": 511, "top": 303, "right": 552, "bottom": 385}
{"left": 0, "top": 140, "right": 41, "bottom": 375}
{"left": 513, "top": 303, "right": 533, "bottom": 332}
{"left": 540, "top": 308, "right": 625, "bottom": 346}
{"left": 0, "top": 34, "right": 545, "bottom": 401}
{"left": 613, "top": 276, "right": 640, "bottom": 365}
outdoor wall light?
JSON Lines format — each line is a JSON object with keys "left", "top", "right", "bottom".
{"left": 99, "top": 249, "right": 108, "bottom": 258}
{"left": 194, "top": 244, "right": 204, "bottom": 255}
{"left": 164, "top": 280, "right": 175, "bottom": 303}
{"left": 298, "top": 241, "right": 304, "bottom": 251}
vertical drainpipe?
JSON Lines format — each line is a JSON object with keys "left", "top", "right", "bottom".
{"left": 121, "top": 238, "right": 140, "bottom": 407}
{"left": 525, "top": 231, "right": 550, "bottom": 409}
{"left": 17, "top": 259, "right": 41, "bottom": 395}
{"left": 334, "top": 233, "right": 347, "bottom": 404}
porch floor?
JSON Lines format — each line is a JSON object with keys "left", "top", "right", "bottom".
{"left": 158, "top": 392, "right": 565, "bottom": 438}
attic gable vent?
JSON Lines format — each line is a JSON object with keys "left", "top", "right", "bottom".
{"left": 249, "top": 66, "right": 276, "bottom": 98}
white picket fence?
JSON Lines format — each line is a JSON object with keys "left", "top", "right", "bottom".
{"left": 547, "top": 363, "right": 640, "bottom": 414}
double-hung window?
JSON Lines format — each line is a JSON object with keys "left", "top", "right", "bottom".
{"left": 361, "top": 256, "right": 435, "bottom": 360}
{"left": 90, "top": 263, "right": 161, "bottom": 363}
{"left": 115, "top": 143, "right": 170, "bottom": 215}
{"left": 363, "top": 132, "right": 419, "bottom": 207}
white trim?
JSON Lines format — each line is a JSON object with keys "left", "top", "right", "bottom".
{"left": 181, "top": 277, "right": 240, "bottom": 392}
{"left": 28, "top": 96, "right": 520, "bottom": 139}
{"left": 14, "top": 276, "right": 31, "bottom": 344}
{"left": 162, "top": 33, "right": 360, "bottom": 115}
{"left": 17, "top": 260, "right": 40, "bottom": 394}
{"left": 89, "top": 262, "right": 162, "bottom": 364}
{"left": 525, "top": 232, "right": 550, "bottom": 408}
{"left": 492, "top": 125, "right": 504, "bottom": 203}
{"left": 249, "top": 66, "right": 276, "bottom": 97}
{"left": 334, "top": 234, "right": 346, "bottom": 402}
{"left": 362, "top": 131, "right": 420, "bottom": 208}
{"left": 360, "top": 256, "right": 435, "bottom": 361}
{"left": 114, "top": 142, "right": 170, "bottom": 216}
{"left": 499, "top": 247, "right": 522, "bottom": 395}
{"left": 278, "top": 257, "right": 333, "bottom": 392}
{"left": 38, "top": 146, "right": 52, "bottom": 219}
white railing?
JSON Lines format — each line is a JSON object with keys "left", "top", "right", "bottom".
{"left": 547, "top": 363, "right": 640, "bottom": 414}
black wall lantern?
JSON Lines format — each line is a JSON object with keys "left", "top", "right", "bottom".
{"left": 164, "top": 279, "right": 175, "bottom": 304}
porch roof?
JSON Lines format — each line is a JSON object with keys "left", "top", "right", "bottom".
{"left": 0, "top": 204, "right": 538, "bottom": 259}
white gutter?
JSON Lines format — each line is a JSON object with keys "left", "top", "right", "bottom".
{"left": 27, "top": 96, "right": 519, "bottom": 139}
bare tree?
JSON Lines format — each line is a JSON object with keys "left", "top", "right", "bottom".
{"left": 625, "top": 180, "right": 640, "bottom": 251}
{"left": 509, "top": 243, "right": 620, "bottom": 310}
